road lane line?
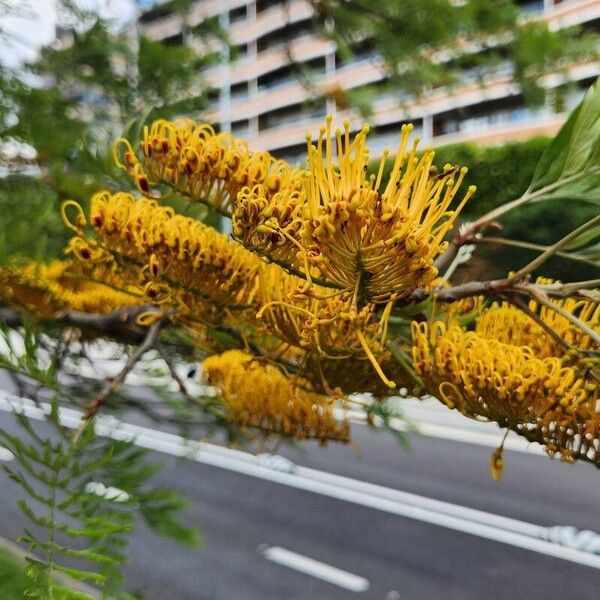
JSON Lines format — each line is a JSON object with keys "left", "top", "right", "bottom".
{"left": 261, "top": 546, "right": 369, "bottom": 592}
{"left": 1, "top": 392, "right": 599, "bottom": 570}
{"left": 0, "top": 447, "right": 14, "bottom": 461}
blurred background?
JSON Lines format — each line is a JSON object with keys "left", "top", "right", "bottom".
{"left": 1, "top": 0, "right": 600, "bottom": 280}
{"left": 1, "top": 1, "right": 600, "bottom": 599}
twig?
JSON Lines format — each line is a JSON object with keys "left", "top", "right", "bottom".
{"left": 434, "top": 221, "right": 501, "bottom": 273}
{"left": 475, "top": 237, "right": 600, "bottom": 269}
{"left": 1, "top": 305, "right": 165, "bottom": 345}
{"left": 536, "top": 279, "right": 600, "bottom": 299}
{"left": 406, "top": 276, "right": 599, "bottom": 306}
{"left": 406, "top": 277, "right": 514, "bottom": 304}
{"left": 73, "top": 319, "right": 165, "bottom": 441}
{"left": 510, "top": 214, "right": 600, "bottom": 282}
{"left": 156, "top": 344, "right": 193, "bottom": 402}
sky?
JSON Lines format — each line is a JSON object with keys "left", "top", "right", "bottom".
{"left": 1, "top": 0, "right": 56, "bottom": 67}
{"left": 0, "top": 0, "right": 137, "bottom": 68}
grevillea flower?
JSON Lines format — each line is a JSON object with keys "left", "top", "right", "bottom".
{"left": 299, "top": 116, "right": 475, "bottom": 304}
{"left": 84, "top": 191, "right": 265, "bottom": 314}
{"left": 202, "top": 349, "right": 350, "bottom": 443}
{"left": 66, "top": 192, "right": 413, "bottom": 391}
{"left": 412, "top": 320, "right": 600, "bottom": 464}
{"left": 233, "top": 182, "right": 306, "bottom": 269}
{"left": 0, "top": 261, "right": 141, "bottom": 319}
{"left": 114, "top": 119, "right": 303, "bottom": 215}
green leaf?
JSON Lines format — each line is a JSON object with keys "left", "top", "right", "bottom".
{"left": 48, "top": 584, "right": 96, "bottom": 600}
{"left": 52, "top": 564, "right": 106, "bottom": 585}
{"left": 562, "top": 223, "right": 600, "bottom": 251}
{"left": 528, "top": 78, "right": 600, "bottom": 192}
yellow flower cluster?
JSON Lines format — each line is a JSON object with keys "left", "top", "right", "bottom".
{"left": 80, "top": 191, "right": 265, "bottom": 320}
{"left": 65, "top": 191, "right": 404, "bottom": 392}
{"left": 202, "top": 350, "right": 350, "bottom": 443}
{"left": 235, "top": 117, "right": 475, "bottom": 303}
{"left": 301, "top": 119, "right": 475, "bottom": 303}
{"left": 412, "top": 319, "right": 600, "bottom": 464}
{"left": 0, "top": 261, "right": 141, "bottom": 320}
{"left": 115, "top": 119, "right": 303, "bottom": 215}
{"left": 117, "top": 117, "right": 475, "bottom": 305}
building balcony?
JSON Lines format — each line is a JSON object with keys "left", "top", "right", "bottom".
{"left": 546, "top": 0, "right": 600, "bottom": 29}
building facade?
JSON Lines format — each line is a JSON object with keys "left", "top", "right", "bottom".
{"left": 139, "top": 0, "right": 600, "bottom": 161}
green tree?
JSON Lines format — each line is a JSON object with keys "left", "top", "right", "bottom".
{"left": 310, "top": 0, "right": 596, "bottom": 110}
{"left": 0, "top": 0, "right": 224, "bottom": 263}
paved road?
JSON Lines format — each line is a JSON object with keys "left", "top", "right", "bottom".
{"left": 0, "top": 391, "right": 599, "bottom": 600}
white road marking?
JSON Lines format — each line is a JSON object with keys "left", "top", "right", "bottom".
{"left": 1, "top": 392, "right": 600, "bottom": 570}
{"left": 261, "top": 546, "right": 369, "bottom": 592}
{"left": 84, "top": 481, "right": 130, "bottom": 503}
{"left": 541, "top": 526, "right": 600, "bottom": 554}
{"left": 0, "top": 446, "right": 14, "bottom": 461}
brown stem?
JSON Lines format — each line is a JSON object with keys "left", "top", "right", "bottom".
{"left": 156, "top": 344, "right": 194, "bottom": 402}
{"left": 73, "top": 319, "right": 165, "bottom": 441}
{"left": 434, "top": 221, "right": 501, "bottom": 273}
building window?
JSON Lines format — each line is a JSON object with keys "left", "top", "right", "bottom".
{"left": 257, "top": 0, "right": 281, "bottom": 14}
{"left": 233, "top": 43, "right": 249, "bottom": 61}
{"left": 257, "top": 58, "right": 326, "bottom": 92}
{"left": 139, "top": 2, "right": 176, "bottom": 25}
{"left": 335, "top": 38, "right": 377, "bottom": 69}
{"left": 231, "top": 119, "right": 250, "bottom": 137}
{"left": 229, "top": 5, "right": 248, "bottom": 24}
{"left": 162, "top": 32, "right": 184, "bottom": 46}
{"left": 517, "top": 0, "right": 545, "bottom": 12}
{"left": 231, "top": 81, "right": 249, "bottom": 101}
{"left": 257, "top": 19, "right": 315, "bottom": 54}
{"left": 258, "top": 100, "right": 326, "bottom": 131}
{"left": 272, "top": 143, "right": 308, "bottom": 165}
{"left": 433, "top": 96, "right": 541, "bottom": 137}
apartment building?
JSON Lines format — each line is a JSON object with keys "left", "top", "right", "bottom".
{"left": 139, "top": 0, "right": 600, "bottom": 161}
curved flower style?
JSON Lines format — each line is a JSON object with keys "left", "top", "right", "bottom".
{"left": 202, "top": 350, "right": 350, "bottom": 443}
{"left": 255, "top": 265, "right": 402, "bottom": 389}
{"left": 0, "top": 261, "right": 141, "bottom": 319}
{"left": 115, "top": 119, "right": 303, "bottom": 215}
{"left": 299, "top": 117, "right": 475, "bottom": 303}
{"left": 412, "top": 320, "right": 600, "bottom": 464}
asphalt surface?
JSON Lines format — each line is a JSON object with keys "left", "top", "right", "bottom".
{"left": 0, "top": 392, "right": 599, "bottom": 600}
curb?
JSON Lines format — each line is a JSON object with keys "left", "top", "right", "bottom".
{"left": 0, "top": 535, "right": 100, "bottom": 598}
